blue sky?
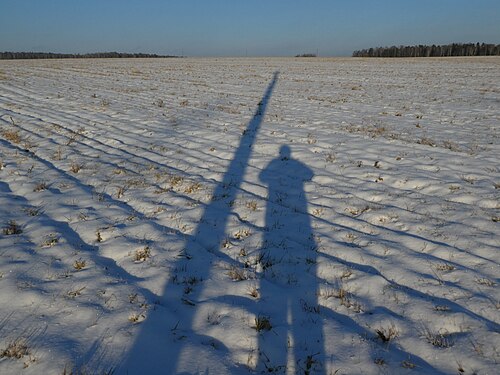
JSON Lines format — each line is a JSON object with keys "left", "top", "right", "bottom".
{"left": 1, "top": 0, "right": 499, "bottom": 56}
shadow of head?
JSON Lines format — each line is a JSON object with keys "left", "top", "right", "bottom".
{"left": 279, "top": 145, "right": 291, "bottom": 161}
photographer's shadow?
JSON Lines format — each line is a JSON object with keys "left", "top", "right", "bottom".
{"left": 257, "top": 145, "right": 324, "bottom": 374}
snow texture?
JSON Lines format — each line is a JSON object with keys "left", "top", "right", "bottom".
{"left": 0, "top": 57, "right": 499, "bottom": 374}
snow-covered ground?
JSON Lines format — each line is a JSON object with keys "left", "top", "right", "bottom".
{"left": 0, "top": 57, "right": 498, "bottom": 374}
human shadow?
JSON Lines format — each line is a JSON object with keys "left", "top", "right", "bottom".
{"left": 120, "top": 72, "right": 279, "bottom": 374}
{"left": 256, "top": 145, "right": 324, "bottom": 374}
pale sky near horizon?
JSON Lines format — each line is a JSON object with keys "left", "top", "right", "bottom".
{"left": 1, "top": 0, "right": 499, "bottom": 56}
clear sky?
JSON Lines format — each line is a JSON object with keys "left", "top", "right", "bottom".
{"left": 1, "top": 0, "right": 499, "bottom": 56}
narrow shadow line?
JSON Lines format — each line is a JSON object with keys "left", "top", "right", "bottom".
{"left": 120, "top": 72, "right": 279, "bottom": 374}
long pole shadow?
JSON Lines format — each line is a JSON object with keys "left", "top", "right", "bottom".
{"left": 121, "top": 72, "right": 279, "bottom": 374}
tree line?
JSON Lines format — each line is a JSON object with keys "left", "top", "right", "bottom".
{"left": 295, "top": 53, "right": 317, "bottom": 58}
{"left": 0, "top": 51, "right": 179, "bottom": 60}
{"left": 352, "top": 43, "right": 500, "bottom": 58}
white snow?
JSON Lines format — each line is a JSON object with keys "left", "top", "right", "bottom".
{"left": 0, "top": 57, "right": 499, "bottom": 374}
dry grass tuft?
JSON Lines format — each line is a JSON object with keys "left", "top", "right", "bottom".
{"left": 245, "top": 201, "right": 258, "bottom": 211}
{"left": 475, "top": 277, "right": 496, "bottom": 287}
{"left": 253, "top": 315, "right": 272, "bottom": 332}
{"left": 376, "top": 324, "right": 399, "bottom": 343}
{"left": 70, "top": 162, "right": 83, "bottom": 174}
{"left": 41, "top": 233, "right": 59, "bottom": 248}
{"left": 435, "top": 263, "right": 455, "bottom": 272}
{"left": 247, "top": 284, "right": 260, "bottom": 299}
{"left": 227, "top": 266, "right": 250, "bottom": 281}
{"left": 2, "top": 129, "right": 22, "bottom": 144}
{"left": 1, "top": 339, "right": 29, "bottom": 359}
{"left": 3, "top": 220, "right": 22, "bottom": 235}
{"left": 134, "top": 246, "right": 151, "bottom": 262}
{"left": 184, "top": 182, "right": 202, "bottom": 194}
{"left": 422, "top": 328, "right": 454, "bottom": 348}
{"left": 33, "top": 181, "right": 48, "bottom": 192}
{"left": 128, "top": 312, "right": 146, "bottom": 324}
{"left": 73, "top": 259, "right": 86, "bottom": 270}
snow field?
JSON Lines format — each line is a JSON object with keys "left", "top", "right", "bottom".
{"left": 0, "top": 57, "right": 499, "bottom": 374}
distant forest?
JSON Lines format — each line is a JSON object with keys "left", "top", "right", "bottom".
{"left": 295, "top": 53, "right": 317, "bottom": 58}
{"left": 0, "top": 52, "right": 179, "bottom": 60}
{"left": 352, "top": 43, "right": 500, "bottom": 58}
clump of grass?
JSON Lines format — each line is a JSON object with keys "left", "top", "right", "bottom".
{"left": 116, "top": 185, "right": 126, "bottom": 199}
{"left": 3, "top": 220, "right": 22, "bottom": 235}
{"left": 434, "top": 305, "right": 451, "bottom": 312}
{"left": 134, "top": 246, "right": 151, "bottom": 262}
{"left": 184, "top": 182, "right": 201, "bottom": 194}
{"left": 435, "top": 263, "right": 455, "bottom": 272}
{"left": 319, "top": 284, "right": 347, "bottom": 300}
{"left": 376, "top": 324, "right": 399, "bottom": 343}
{"left": 33, "top": 182, "right": 48, "bottom": 192}
{"left": 460, "top": 175, "right": 476, "bottom": 185}
{"left": 422, "top": 328, "right": 454, "bottom": 348}
{"left": 401, "top": 360, "right": 416, "bottom": 369}
{"left": 169, "top": 175, "right": 184, "bottom": 187}
{"left": 221, "top": 238, "right": 231, "bottom": 249}
{"left": 73, "top": 259, "right": 86, "bottom": 270}
{"left": 245, "top": 201, "right": 258, "bottom": 211}
{"left": 255, "top": 251, "right": 275, "bottom": 270}
{"left": 325, "top": 151, "right": 336, "bottom": 163}
{"left": 418, "top": 137, "right": 436, "bottom": 147}
{"left": 247, "top": 284, "right": 260, "bottom": 299}
{"left": 52, "top": 147, "right": 63, "bottom": 161}
{"left": 1, "top": 339, "right": 29, "bottom": 359}
{"left": 2, "top": 129, "right": 22, "bottom": 144}
{"left": 340, "top": 269, "right": 353, "bottom": 279}
{"left": 345, "top": 206, "right": 369, "bottom": 216}
{"left": 41, "top": 233, "right": 59, "bottom": 248}
{"left": 233, "top": 229, "right": 251, "bottom": 240}
{"left": 475, "top": 277, "right": 496, "bottom": 286}
{"left": 443, "top": 140, "right": 460, "bottom": 152}
{"left": 253, "top": 315, "right": 272, "bottom": 332}
{"left": 318, "top": 280, "right": 361, "bottom": 312}
{"left": 374, "top": 358, "right": 386, "bottom": 366}
{"left": 70, "top": 162, "right": 83, "bottom": 173}
{"left": 300, "top": 299, "right": 320, "bottom": 314}
{"left": 307, "top": 133, "right": 317, "bottom": 144}
{"left": 312, "top": 208, "right": 324, "bottom": 217}
{"left": 25, "top": 207, "right": 42, "bottom": 217}
{"left": 227, "top": 266, "right": 249, "bottom": 281}
{"left": 128, "top": 312, "right": 145, "bottom": 324}
{"left": 67, "top": 286, "right": 86, "bottom": 298}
